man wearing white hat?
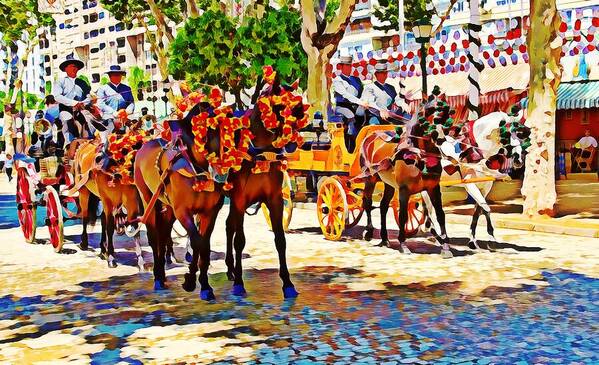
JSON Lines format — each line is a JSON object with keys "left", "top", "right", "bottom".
{"left": 332, "top": 55, "right": 366, "bottom": 152}
{"left": 362, "top": 62, "right": 403, "bottom": 125}
{"left": 95, "top": 65, "right": 135, "bottom": 169}
{"left": 52, "top": 54, "right": 91, "bottom": 147}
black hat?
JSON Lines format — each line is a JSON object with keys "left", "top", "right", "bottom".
{"left": 59, "top": 54, "right": 85, "bottom": 72}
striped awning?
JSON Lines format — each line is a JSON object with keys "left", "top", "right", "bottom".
{"left": 557, "top": 81, "right": 599, "bottom": 110}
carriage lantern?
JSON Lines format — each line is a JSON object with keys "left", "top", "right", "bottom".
{"left": 412, "top": 19, "right": 433, "bottom": 95}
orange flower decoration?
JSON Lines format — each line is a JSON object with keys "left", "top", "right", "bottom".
{"left": 263, "top": 65, "right": 276, "bottom": 85}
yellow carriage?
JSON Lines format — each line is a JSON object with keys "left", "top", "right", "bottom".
{"left": 275, "top": 121, "right": 426, "bottom": 240}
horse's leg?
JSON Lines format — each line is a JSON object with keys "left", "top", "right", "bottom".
{"left": 265, "top": 196, "right": 298, "bottom": 298}
{"left": 146, "top": 207, "right": 166, "bottom": 290}
{"left": 378, "top": 183, "right": 395, "bottom": 247}
{"left": 421, "top": 190, "right": 452, "bottom": 258}
{"left": 78, "top": 188, "right": 90, "bottom": 250}
{"left": 397, "top": 185, "right": 411, "bottom": 254}
{"left": 225, "top": 211, "right": 236, "bottom": 281}
{"left": 181, "top": 211, "right": 203, "bottom": 294}
{"left": 196, "top": 212, "right": 218, "bottom": 301}
{"left": 362, "top": 178, "right": 376, "bottom": 241}
{"left": 431, "top": 184, "right": 448, "bottom": 240}
{"left": 99, "top": 211, "right": 107, "bottom": 255}
{"left": 104, "top": 207, "right": 117, "bottom": 268}
{"left": 229, "top": 207, "right": 246, "bottom": 296}
{"left": 463, "top": 182, "right": 494, "bottom": 250}
{"left": 468, "top": 205, "right": 483, "bottom": 250}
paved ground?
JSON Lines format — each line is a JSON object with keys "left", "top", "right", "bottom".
{"left": 0, "top": 173, "right": 598, "bottom": 364}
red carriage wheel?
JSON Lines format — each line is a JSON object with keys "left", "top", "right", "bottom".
{"left": 345, "top": 189, "right": 364, "bottom": 229}
{"left": 16, "top": 167, "right": 37, "bottom": 243}
{"left": 45, "top": 186, "right": 64, "bottom": 252}
{"left": 393, "top": 193, "right": 426, "bottom": 237}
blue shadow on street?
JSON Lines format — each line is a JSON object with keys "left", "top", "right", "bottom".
{"left": 0, "top": 194, "right": 80, "bottom": 230}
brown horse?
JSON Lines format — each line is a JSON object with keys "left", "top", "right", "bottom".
{"left": 134, "top": 88, "right": 300, "bottom": 299}
{"left": 66, "top": 138, "right": 148, "bottom": 269}
{"left": 360, "top": 117, "right": 451, "bottom": 258}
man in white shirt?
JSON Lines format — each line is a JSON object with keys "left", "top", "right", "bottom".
{"left": 361, "top": 62, "right": 404, "bottom": 125}
{"left": 572, "top": 129, "right": 598, "bottom": 172}
{"left": 52, "top": 55, "right": 91, "bottom": 147}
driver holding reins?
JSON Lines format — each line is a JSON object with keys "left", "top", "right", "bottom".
{"left": 52, "top": 55, "right": 92, "bottom": 148}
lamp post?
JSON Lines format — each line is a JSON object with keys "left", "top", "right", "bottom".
{"left": 412, "top": 19, "right": 433, "bottom": 96}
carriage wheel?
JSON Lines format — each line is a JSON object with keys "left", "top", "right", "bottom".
{"left": 16, "top": 168, "right": 37, "bottom": 243}
{"left": 345, "top": 189, "right": 364, "bottom": 229}
{"left": 45, "top": 186, "right": 64, "bottom": 252}
{"left": 317, "top": 177, "right": 348, "bottom": 241}
{"left": 261, "top": 171, "right": 293, "bottom": 232}
{"left": 393, "top": 193, "right": 426, "bottom": 238}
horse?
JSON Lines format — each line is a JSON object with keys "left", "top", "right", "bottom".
{"left": 360, "top": 97, "right": 453, "bottom": 257}
{"left": 436, "top": 109, "right": 530, "bottom": 250}
{"left": 65, "top": 137, "right": 146, "bottom": 270}
{"left": 134, "top": 79, "right": 301, "bottom": 300}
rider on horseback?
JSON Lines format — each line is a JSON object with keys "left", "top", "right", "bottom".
{"left": 52, "top": 55, "right": 92, "bottom": 149}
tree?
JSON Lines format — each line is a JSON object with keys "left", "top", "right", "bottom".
{"left": 373, "top": 0, "right": 430, "bottom": 32}
{"left": 127, "top": 66, "right": 151, "bottom": 101}
{"left": 521, "top": 0, "right": 563, "bottom": 216}
{"left": 169, "top": 4, "right": 306, "bottom": 108}
{"left": 100, "top": 0, "right": 188, "bottom": 82}
{"left": 300, "top": 0, "right": 357, "bottom": 117}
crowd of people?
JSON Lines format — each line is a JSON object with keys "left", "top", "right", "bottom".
{"left": 0, "top": 55, "right": 160, "bottom": 182}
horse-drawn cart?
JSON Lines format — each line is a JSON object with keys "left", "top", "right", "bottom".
{"left": 283, "top": 123, "right": 427, "bottom": 240}
{"left": 15, "top": 154, "right": 78, "bottom": 252}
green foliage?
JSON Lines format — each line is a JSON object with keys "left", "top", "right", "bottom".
{"left": 25, "top": 92, "right": 39, "bottom": 110}
{"left": 373, "top": 0, "right": 431, "bottom": 32}
{"left": 0, "top": 0, "right": 54, "bottom": 43}
{"left": 100, "top": 0, "right": 185, "bottom": 24}
{"left": 77, "top": 75, "right": 90, "bottom": 87}
{"left": 127, "top": 66, "right": 151, "bottom": 101}
{"left": 100, "top": 76, "right": 110, "bottom": 85}
{"left": 325, "top": 0, "right": 341, "bottom": 23}
{"left": 169, "top": 5, "right": 307, "bottom": 101}
{"left": 44, "top": 81, "right": 52, "bottom": 94}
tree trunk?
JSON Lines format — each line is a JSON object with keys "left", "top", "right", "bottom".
{"left": 521, "top": 0, "right": 563, "bottom": 217}
{"left": 147, "top": 0, "right": 175, "bottom": 43}
{"left": 302, "top": 42, "right": 334, "bottom": 118}
{"left": 10, "top": 38, "right": 39, "bottom": 106}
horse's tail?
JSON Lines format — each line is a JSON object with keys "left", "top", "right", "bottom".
{"left": 87, "top": 193, "right": 101, "bottom": 226}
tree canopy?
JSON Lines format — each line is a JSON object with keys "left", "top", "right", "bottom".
{"left": 373, "top": 0, "right": 431, "bottom": 32}
{"left": 168, "top": 4, "right": 307, "bottom": 106}
{"left": 0, "top": 0, "right": 54, "bottom": 42}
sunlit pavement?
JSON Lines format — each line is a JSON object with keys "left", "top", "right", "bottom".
{"left": 0, "top": 198, "right": 598, "bottom": 363}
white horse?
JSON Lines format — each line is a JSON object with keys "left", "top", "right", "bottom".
{"left": 437, "top": 109, "right": 529, "bottom": 250}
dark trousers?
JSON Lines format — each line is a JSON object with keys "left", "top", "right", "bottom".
{"left": 6, "top": 167, "right": 12, "bottom": 181}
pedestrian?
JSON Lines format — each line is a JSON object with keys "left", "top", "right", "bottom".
{"left": 0, "top": 150, "right": 5, "bottom": 171}
{"left": 5, "top": 154, "right": 13, "bottom": 182}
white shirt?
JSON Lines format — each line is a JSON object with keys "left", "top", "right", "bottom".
{"left": 52, "top": 76, "right": 90, "bottom": 107}
{"left": 362, "top": 81, "right": 401, "bottom": 112}
{"left": 332, "top": 75, "right": 362, "bottom": 105}
{"left": 578, "top": 136, "right": 597, "bottom": 149}
{"left": 96, "top": 83, "right": 135, "bottom": 118}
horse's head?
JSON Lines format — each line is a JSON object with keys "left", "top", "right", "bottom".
{"left": 166, "top": 101, "right": 214, "bottom": 163}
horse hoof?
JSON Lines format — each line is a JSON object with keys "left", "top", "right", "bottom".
{"left": 78, "top": 243, "right": 88, "bottom": 251}
{"left": 200, "top": 289, "right": 215, "bottom": 301}
{"left": 99, "top": 252, "right": 107, "bottom": 260}
{"left": 441, "top": 249, "right": 453, "bottom": 259}
{"left": 227, "top": 271, "right": 235, "bottom": 281}
{"left": 400, "top": 245, "right": 412, "bottom": 254}
{"left": 468, "top": 241, "right": 480, "bottom": 250}
{"left": 185, "top": 252, "right": 192, "bottom": 263}
{"left": 377, "top": 240, "right": 390, "bottom": 247}
{"left": 283, "top": 285, "right": 299, "bottom": 299}
{"left": 232, "top": 284, "right": 247, "bottom": 297}
{"left": 363, "top": 229, "right": 374, "bottom": 242}
{"left": 182, "top": 274, "right": 196, "bottom": 292}
{"left": 107, "top": 259, "right": 117, "bottom": 268}
{"left": 154, "top": 280, "right": 167, "bottom": 291}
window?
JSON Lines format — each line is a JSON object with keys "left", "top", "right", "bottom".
{"left": 99, "top": 12, "right": 105, "bottom": 19}
{"left": 83, "top": 15, "right": 89, "bottom": 24}
{"left": 59, "top": 23, "right": 65, "bottom": 29}
{"left": 566, "top": 111, "right": 573, "bottom": 120}
{"left": 109, "top": 25, "right": 115, "bottom": 31}
{"left": 83, "top": 1, "right": 88, "bottom": 10}
{"left": 52, "top": 54, "right": 58, "bottom": 59}
{"left": 44, "top": 55, "right": 50, "bottom": 62}
{"left": 45, "top": 67, "right": 51, "bottom": 76}
{"left": 117, "top": 55, "right": 126, "bottom": 64}
{"left": 92, "top": 73, "right": 100, "bottom": 83}
{"left": 84, "top": 32, "right": 89, "bottom": 39}
{"left": 90, "top": 29, "right": 98, "bottom": 38}
{"left": 90, "top": 13, "right": 98, "bottom": 23}
{"left": 117, "top": 37, "right": 126, "bottom": 48}
{"left": 99, "top": 42, "right": 106, "bottom": 50}
{"left": 100, "top": 28, "right": 105, "bottom": 34}
{"left": 115, "top": 22, "right": 124, "bottom": 31}
{"left": 90, "top": 47, "right": 99, "bottom": 54}
{"left": 582, "top": 110, "right": 590, "bottom": 125}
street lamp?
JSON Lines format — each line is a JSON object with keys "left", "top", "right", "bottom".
{"left": 412, "top": 19, "right": 433, "bottom": 96}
